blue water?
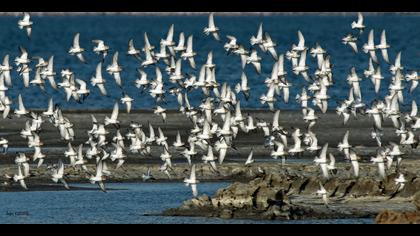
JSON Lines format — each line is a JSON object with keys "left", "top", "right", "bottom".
{"left": 0, "top": 182, "right": 373, "bottom": 224}
{"left": 0, "top": 14, "right": 418, "bottom": 111}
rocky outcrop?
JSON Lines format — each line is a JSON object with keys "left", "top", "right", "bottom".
{"left": 163, "top": 171, "right": 420, "bottom": 221}
{"left": 414, "top": 191, "right": 420, "bottom": 211}
{"left": 376, "top": 191, "right": 420, "bottom": 224}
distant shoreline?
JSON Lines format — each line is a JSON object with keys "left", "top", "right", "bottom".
{"left": 0, "top": 12, "right": 419, "bottom": 17}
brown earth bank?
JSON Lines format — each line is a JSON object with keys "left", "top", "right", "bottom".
{"left": 375, "top": 191, "right": 420, "bottom": 224}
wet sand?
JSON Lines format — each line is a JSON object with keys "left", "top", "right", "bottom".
{"left": 0, "top": 110, "right": 419, "bottom": 182}
{"left": 0, "top": 109, "right": 414, "bottom": 158}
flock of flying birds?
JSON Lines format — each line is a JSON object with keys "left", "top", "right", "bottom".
{"left": 0, "top": 13, "right": 418, "bottom": 205}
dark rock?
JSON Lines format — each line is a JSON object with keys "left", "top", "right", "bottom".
{"left": 254, "top": 184, "right": 281, "bottom": 210}
{"left": 230, "top": 167, "right": 249, "bottom": 180}
{"left": 219, "top": 209, "right": 233, "bottom": 219}
{"left": 383, "top": 173, "right": 399, "bottom": 194}
{"left": 248, "top": 176, "right": 265, "bottom": 186}
{"left": 399, "top": 178, "right": 420, "bottom": 198}
{"left": 193, "top": 195, "right": 212, "bottom": 208}
{"left": 269, "top": 173, "right": 293, "bottom": 189}
{"left": 299, "top": 177, "right": 319, "bottom": 194}
{"left": 262, "top": 205, "right": 291, "bottom": 220}
{"left": 289, "top": 176, "right": 309, "bottom": 194}
{"left": 336, "top": 180, "right": 356, "bottom": 198}
{"left": 179, "top": 195, "right": 212, "bottom": 210}
{"left": 211, "top": 182, "right": 258, "bottom": 209}
{"left": 324, "top": 179, "right": 339, "bottom": 197}
{"left": 414, "top": 191, "right": 420, "bottom": 211}
{"left": 349, "top": 178, "right": 381, "bottom": 197}
{"left": 163, "top": 169, "right": 420, "bottom": 221}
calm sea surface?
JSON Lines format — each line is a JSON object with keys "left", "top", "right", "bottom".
{"left": 0, "top": 182, "right": 374, "bottom": 224}
{"left": 0, "top": 15, "right": 418, "bottom": 111}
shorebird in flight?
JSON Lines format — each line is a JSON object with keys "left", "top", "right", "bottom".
{"left": 18, "top": 12, "right": 33, "bottom": 38}
{"left": 351, "top": 12, "right": 365, "bottom": 34}
{"left": 92, "top": 39, "right": 110, "bottom": 60}
{"left": 89, "top": 159, "right": 107, "bottom": 192}
{"left": 204, "top": 13, "right": 220, "bottom": 41}
{"left": 51, "top": 160, "right": 70, "bottom": 190}
{"left": 69, "top": 33, "right": 86, "bottom": 63}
